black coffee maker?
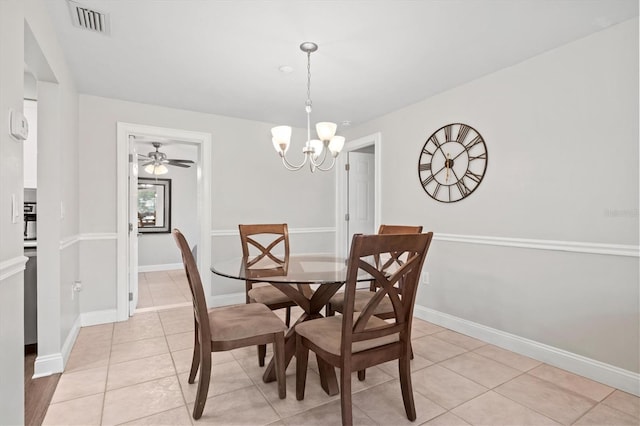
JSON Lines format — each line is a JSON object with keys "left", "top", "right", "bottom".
{"left": 24, "top": 202, "right": 37, "bottom": 240}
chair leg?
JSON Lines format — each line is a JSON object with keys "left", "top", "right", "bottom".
{"left": 340, "top": 363, "right": 353, "bottom": 426}
{"left": 274, "top": 333, "right": 286, "bottom": 399}
{"left": 398, "top": 351, "right": 416, "bottom": 421}
{"left": 192, "top": 348, "right": 211, "bottom": 420}
{"left": 357, "top": 369, "right": 366, "bottom": 381}
{"left": 325, "top": 303, "right": 335, "bottom": 317}
{"left": 257, "top": 344, "right": 267, "bottom": 367}
{"left": 285, "top": 306, "right": 291, "bottom": 328}
{"left": 296, "top": 334, "right": 309, "bottom": 401}
{"left": 188, "top": 323, "right": 200, "bottom": 384}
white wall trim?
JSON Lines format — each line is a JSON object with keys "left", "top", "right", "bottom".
{"left": 211, "top": 227, "right": 336, "bottom": 237}
{"left": 435, "top": 233, "right": 639, "bottom": 257}
{"left": 0, "top": 255, "right": 28, "bottom": 281}
{"left": 138, "top": 263, "right": 183, "bottom": 273}
{"left": 33, "top": 353, "right": 63, "bottom": 379}
{"left": 59, "top": 234, "right": 80, "bottom": 250}
{"left": 33, "top": 315, "right": 81, "bottom": 378}
{"left": 80, "top": 309, "right": 118, "bottom": 326}
{"left": 79, "top": 232, "right": 118, "bottom": 241}
{"left": 414, "top": 305, "right": 640, "bottom": 397}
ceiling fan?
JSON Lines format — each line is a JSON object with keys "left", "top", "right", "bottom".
{"left": 138, "top": 142, "right": 194, "bottom": 175}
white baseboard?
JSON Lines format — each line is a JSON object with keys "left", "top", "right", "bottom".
{"left": 33, "top": 353, "right": 64, "bottom": 379}
{"left": 414, "top": 305, "right": 640, "bottom": 397}
{"left": 138, "top": 263, "right": 183, "bottom": 273}
{"left": 33, "top": 315, "right": 82, "bottom": 378}
{"left": 81, "top": 309, "right": 118, "bottom": 326}
{"left": 209, "top": 292, "right": 245, "bottom": 307}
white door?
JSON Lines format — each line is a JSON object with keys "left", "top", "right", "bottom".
{"left": 128, "top": 136, "right": 139, "bottom": 315}
{"left": 346, "top": 151, "right": 375, "bottom": 252}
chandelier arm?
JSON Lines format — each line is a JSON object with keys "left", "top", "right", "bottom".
{"left": 280, "top": 152, "right": 308, "bottom": 171}
{"left": 313, "top": 156, "right": 337, "bottom": 172}
{"left": 309, "top": 144, "right": 330, "bottom": 168}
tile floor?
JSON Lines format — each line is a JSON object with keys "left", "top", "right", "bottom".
{"left": 42, "top": 271, "right": 639, "bottom": 425}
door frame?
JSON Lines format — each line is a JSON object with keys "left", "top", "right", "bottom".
{"left": 116, "top": 122, "right": 212, "bottom": 321}
{"left": 335, "top": 132, "right": 381, "bottom": 257}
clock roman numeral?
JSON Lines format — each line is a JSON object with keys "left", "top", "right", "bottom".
{"left": 464, "top": 135, "right": 483, "bottom": 150}
{"left": 464, "top": 170, "right": 482, "bottom": 183}
{"left": 422, "top": 146, "right": 434, "bottom": 156}
{"left": 429, "top": 134, "right": 441, "bottom": 148}
{"left": 444, "top": 125, "right": 452, "bottom": 142}
{"left": 421, "top": 175, "right": 434, "bottom": 187}
{"left": 433, "top": 183, "right": 442, "bottom": 198}
{"left": 419, "top": 163, "right": 431, "bottom": 172}
{"left": 456, "top": 181, "right": 470, "bottom": 197}
{"left": 457, "top": 124, "right": 470, "bottom": 143}
{"left": 469, "top": 152, "right": 487, "bottom": 161}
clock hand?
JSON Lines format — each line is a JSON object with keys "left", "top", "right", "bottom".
{"left": 445, "top": 153, "right": 451, "bottom": 182}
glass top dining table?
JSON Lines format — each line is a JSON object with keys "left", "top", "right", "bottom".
{"left": 211, "top": 254, "right": 370, "bottom": 396}
{"left": 211, "top": 254, "right": 373, "bottom": 284}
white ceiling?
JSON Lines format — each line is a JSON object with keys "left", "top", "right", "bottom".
{"left": 45, "top": 0, "right": 637, "bottom": 129}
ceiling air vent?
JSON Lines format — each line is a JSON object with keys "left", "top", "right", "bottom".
{"left": 67, "top": 1, "right": 110, "bottom": 35}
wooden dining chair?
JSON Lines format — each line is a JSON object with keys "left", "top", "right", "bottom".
{"left": 296, "top": 232, "right": 433, "bottom": 426}
{"left": 326, "top": 224, "right": 423, "bottom": 318}
{"left": 239, "top": 223, "right": 300, "bottom": 366}
{"left": 172, "top": 229, "right": 286, "bottom": 420}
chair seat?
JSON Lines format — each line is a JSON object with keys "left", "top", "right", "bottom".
{"left": 248, "top": 284, "right": 294, "bottom": 306}
{"left": 295, "top": 313, "right": 398, "bottom": 356}
{"left": 329, "top": 290, "right": 394, "bottom": 316}
{"left": 209, "top": 303, "right": 287, "bottom": 341}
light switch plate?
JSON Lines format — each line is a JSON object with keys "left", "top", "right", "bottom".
{"left": 9, "top": 109, "right": 29, "bottom": 141}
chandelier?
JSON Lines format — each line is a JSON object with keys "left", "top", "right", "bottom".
{"left": 271, "top": 42, "right": 345, "bottom": 172}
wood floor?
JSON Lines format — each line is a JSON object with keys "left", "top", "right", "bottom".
{"left": 24, "top": 348, "right": 60, "bottom": 426}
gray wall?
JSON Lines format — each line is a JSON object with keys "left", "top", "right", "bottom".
{"left": 345, "top": 18, "right": 639, "bottom": 373}
{"left": 0, "top": 0, "right": 81, "bottom": 422}
{"left": 78, "top": 94, "right": 337, "bottom": 310}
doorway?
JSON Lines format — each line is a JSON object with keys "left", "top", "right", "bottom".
{"left": 335, "top": 132, "right": 381, "bottom": 257}
{"left": 116, "top": 123, "right": 212, "bottom": 321}
{"left": 134, "top": 138, "right": 198, "bottom": 312}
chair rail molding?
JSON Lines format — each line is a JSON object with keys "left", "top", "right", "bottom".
{"left": 435, "top": 233, "right": 639, "bottom": 257}
{"left": 0, "top": 255, "right": 28, "bottom": 282}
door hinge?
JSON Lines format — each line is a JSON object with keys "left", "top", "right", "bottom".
{"left": 345, "top": 163, "right": 350, "bottom": 171}
{"left": 128, "top": 153, "right": 133, "bottom": 163}
{"left": 129, "top": 223, "right": 133, "bottom": 233}
{"left": 345, "top": 213, "right": 350, "bottom": 221}
{"left": 129, "top": 292, "right": 133, "bottom": 301}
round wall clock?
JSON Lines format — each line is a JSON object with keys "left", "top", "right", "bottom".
{"left": 418, "top": 123, "right": 488, "bottom": 203}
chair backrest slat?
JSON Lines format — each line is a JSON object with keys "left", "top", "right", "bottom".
{"left": 239, "top": 224, "right": 290, "bottom": 266}
{"left": 341, "top": 233, "right": 433, "bottom": 351}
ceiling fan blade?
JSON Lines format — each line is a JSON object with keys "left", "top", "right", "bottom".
{"left": 167, "top": 159, "right": 195, "bottom": 164}
{"left": 166, "top": 161, "right": 192, "bottom": 168}
{"left": 138, "top": 154, "right": 151, "bottom": 159}
{"left": 140, "top": 161, "right": 155, "bottom": 167}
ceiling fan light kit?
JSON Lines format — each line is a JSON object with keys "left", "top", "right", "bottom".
{"left": 271, "top": 42, "right": 345, "bottom": 172}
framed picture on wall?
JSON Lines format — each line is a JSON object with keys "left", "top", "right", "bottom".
{"left": 138, "top": 178, "right": 171, "bottom": 233}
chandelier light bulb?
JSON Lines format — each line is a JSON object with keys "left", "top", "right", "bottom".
{"left": 315, "top": 122, "right": 337, "bottom": 142}
{"left": 309, "top": 139, "right": 324, "bottom": 158}
{"left": 328, "top": 136, "right": 345, "bottom": 156}
{"left": 271, "top": 126, "right": 292, "bottom": 154}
